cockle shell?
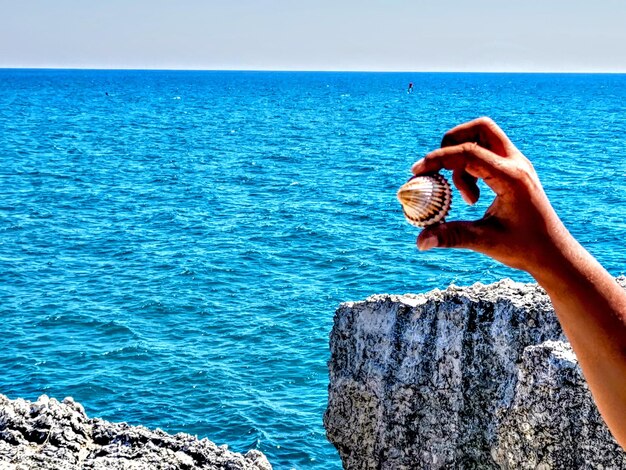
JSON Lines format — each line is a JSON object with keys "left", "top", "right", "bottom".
{"left": 397, "top": 173, "right": 452, "bottom": 227}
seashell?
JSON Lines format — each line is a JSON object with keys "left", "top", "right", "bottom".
{"left": 397, "top": 173, "right": 452, "bottom": 227}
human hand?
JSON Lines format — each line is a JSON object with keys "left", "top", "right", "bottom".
{"left": 411, "top": 117, "right": 570, "bottom": 275}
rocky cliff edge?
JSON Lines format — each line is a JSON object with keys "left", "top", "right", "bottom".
{"left": 325, "top": 278, "right": 626, "bottom": 469}
{"left": 0, "top": 394, "right": 271, "bottom": 470}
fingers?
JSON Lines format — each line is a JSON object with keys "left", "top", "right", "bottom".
{"left": 452, "top": 170, "right": 479, "bottom": 205}
{"left": 417, "top": 220, "right": 486, "bottom": 251}
{"left": 441, "top": 117, "right": 514, "bottom": 156}
{"left": 412, "top": 143, "right": 513, "bottom": 195}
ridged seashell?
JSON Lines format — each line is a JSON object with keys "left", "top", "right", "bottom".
{"left": 397, "top": 174, "right": 451, "bottom": 227}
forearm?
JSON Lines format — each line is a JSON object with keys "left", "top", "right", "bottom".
{"left": 529, "top": 229, "right": 626, "bottom": 448}
{"left": 412, "top": 117, "right": 626, "bottom": 448}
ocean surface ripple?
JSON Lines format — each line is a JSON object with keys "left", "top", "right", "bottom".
{"left": 1, "top": 70, "right": 625, "bottom": 468}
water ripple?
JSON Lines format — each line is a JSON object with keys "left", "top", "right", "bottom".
{"left": 0, "top": 70, "right": 625, "bottom": 469}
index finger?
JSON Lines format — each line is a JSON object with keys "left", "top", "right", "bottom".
{"left": 412, "top": 142, "right": 514, "bottom": 195}
{"left": 441, "top": 117, "right": 515, "bottom": 156}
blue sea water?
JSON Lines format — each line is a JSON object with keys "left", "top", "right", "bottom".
{"left": 1, "top": 69, "right": 625, "bottom": 468}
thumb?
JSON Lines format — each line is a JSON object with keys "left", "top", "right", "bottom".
{"left": 417, "top": 221, "right": 485, "bottom": 251}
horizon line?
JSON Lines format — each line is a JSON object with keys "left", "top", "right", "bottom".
{"left": 1, "top": 66, "right": 626, "bottom": 75}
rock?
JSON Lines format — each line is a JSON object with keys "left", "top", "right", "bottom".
{"left": 493, "top": 341, "right": 623, "bottom": 468}
{"left": 0, "top": 394, "right": 272, "bottom": 470}
{"left": 324, "top": 278, "right": 626, "bottom": 469}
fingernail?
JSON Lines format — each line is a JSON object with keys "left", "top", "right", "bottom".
{"left": 418, "top": 233, "right": 438, "bottom": 251}
{"left": 461, "top": 192, "right": 474, "bottom": 205}
{"left": 411, "top": 158, "right": 425, "bottom": 174}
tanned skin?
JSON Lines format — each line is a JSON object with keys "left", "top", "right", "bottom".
{"left": 411, "top": 117, "right": 626, "bottom": 449}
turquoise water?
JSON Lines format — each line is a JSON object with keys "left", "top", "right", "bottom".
{"left": 1, "top": 70, "right": 625, "bottom": 468}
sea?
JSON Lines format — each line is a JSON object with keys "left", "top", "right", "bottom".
{"left": 1, "top": 70, "right": 625, "bottom": 469}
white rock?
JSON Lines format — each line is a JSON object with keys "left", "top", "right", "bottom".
{"left": 325, "top": 277, "right": 626, "bottom": 469}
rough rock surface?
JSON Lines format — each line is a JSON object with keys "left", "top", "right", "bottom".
{"left": 324, "top": 278, "right": 626, "bottom": 469}
{"left": 0, "top": 394, "right": 272, "bottom": 470}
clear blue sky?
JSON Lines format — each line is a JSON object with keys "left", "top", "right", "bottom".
{"left": 2, "top": 0, "right": 625, "bottom": 71}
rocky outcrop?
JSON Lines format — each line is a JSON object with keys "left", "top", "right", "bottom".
{"left": 0, "top": 394, "right": 272, "bottom": 470}
{"left": 324, "top": 278, "right": 626, "bottom": 469}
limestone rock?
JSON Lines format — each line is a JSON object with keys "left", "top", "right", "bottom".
{"left": 324, "top": 278, "right": 626, "bottom": 469}
{"left": 0, "top": 394, "right": 272, "bottom": 470}
{"left": 493, "top": 341, "right": 622, "bottom": 468}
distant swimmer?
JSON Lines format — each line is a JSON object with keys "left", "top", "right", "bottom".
{"left": 407, "top": 82, "right": 414, "bottom": 94}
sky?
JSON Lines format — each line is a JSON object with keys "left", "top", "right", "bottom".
{"left": 1, "top": 0, "right": 625, "bottom": 72}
